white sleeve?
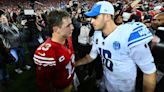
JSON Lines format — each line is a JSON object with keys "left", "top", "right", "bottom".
{"left": 129, "top": 43, "right": 156, "bottom": 74}
{"left": 89, "top": 32, "right": 99, "bottom": 59}
{"left": 89, "top": 43, "right": 98, "bottom": 60}
{"left": 89, "top": 32, "right": 98, "bottom": 59}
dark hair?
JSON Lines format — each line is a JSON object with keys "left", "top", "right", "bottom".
{"left": 144, "top": 14, "right": 152, "bottom": 23}
{"left": 0, "top": 9, "right": 4, "bottom": 16}
{"left": 47, "top": 10, "right": 70, "bottom": 35}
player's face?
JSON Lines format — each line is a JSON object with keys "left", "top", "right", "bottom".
{"left": 90, "top": 14, "right": 106, "bottom": 31}
{"left": 59, "top": 17, "right": 74, "bottom": 38}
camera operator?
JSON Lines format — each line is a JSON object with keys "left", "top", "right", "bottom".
{"left": 0, "top": 10, "right": 32, "bottom": 74}
{"left": 20, "top": 8, "right": 48, "bottom": 61}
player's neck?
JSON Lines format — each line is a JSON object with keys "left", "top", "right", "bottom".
{"left": 103, "top": 21, "right": 118, "bottom": 36}
{"left": 51, "top": 36, "right": 65, "bottom": 45}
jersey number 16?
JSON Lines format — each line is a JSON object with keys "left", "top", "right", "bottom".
{"left": 99, "top": 48, "right": 113, "bottom": 72}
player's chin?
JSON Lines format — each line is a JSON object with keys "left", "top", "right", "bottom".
{"left": 93, "top": 26, "right": 99, "bottom": 30}
{"left": 68, "top": 32, "right": 72, "bottom": 37}
{"left": 94, "top": 28, "right": 101, "bottom": 31}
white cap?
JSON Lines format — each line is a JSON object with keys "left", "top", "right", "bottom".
{"left": 85, "top": 1, "right": 115, "bottom": 17}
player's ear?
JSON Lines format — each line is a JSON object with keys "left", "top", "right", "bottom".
{"left": 105, "top": 14, "right": 111, "bottom": 21}
{"left": 52, "top": 26, "right": 59, "bottom": 33}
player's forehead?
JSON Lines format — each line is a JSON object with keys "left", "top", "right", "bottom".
{"left": 92, "top": 14, "right": 104, "bottom": 20}
{"left": 62, "top": 17, "right": 71, "bottom": 26}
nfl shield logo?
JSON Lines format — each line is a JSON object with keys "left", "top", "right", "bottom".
{"left": 113, "top": 41, "right": 120, "bottom": 50}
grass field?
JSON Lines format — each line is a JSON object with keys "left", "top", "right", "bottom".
{"left": 0, "top": 47, "right": 39, "bottom": 92}
{"left": 2, "top": 62, "right": 38, "bottom": 92}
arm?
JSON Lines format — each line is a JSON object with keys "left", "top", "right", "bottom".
{"left": 76, "top": 38, "right": 98, "bottom": 67}
{"left": 128, "top": 23, "right": 157, "bottom": 91}
{"left": 75, "top": 54, "right": 94, "bottom": 67}
{"left": 143, "top": 72, "right": 157, "bottom": 92}
{"left": 129, "top": 43, "right": 157, "bottom": 92}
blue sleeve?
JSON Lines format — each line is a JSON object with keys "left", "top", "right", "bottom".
{"left": 128, "top": 22, "right": 153, "bottom": 48}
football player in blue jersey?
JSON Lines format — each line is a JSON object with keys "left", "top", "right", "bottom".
{"left": 75, "top": 1, "right": 157, "bottom": 92}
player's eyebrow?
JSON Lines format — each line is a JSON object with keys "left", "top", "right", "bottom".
{"left": 92, "top": 16, "right": 98, "bottom": 19}
{"left": 65, "top": 23, "right": 72, "bottom": 27}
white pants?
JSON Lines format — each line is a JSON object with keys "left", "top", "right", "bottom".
{"left": 104, "top": 75, "right": 136, "bottom": 92}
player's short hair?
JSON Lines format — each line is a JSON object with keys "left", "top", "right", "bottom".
{"left": 47, "top": 9, "right": 70, "bottom": 34}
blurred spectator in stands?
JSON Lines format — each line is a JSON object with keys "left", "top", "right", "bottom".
{"left": 143, "top": 14, "right": 154, "bottom": 34}
{"left": 143, "top": 14, "right": 160, "bottom": 49}
{"left": 150, "top": 12, "right": 164, "bottom": 66}
{"left": 122, "top": 12, "right": 131, "bottom": 23}
{"left": 152, "top": 12, "right": 164, "bottom": 42}
{"left": 114, "top": 14, "right": 123, "bottom": 25}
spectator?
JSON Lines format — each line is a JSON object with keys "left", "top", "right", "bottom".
{"left": 114, "top": 14, "right": 123, "bottom": 25}
{"left": 0, "top": 10, "right": 11, "bottom": 86}
{"left": 152, "top": 12, "right": 164, "bottom": 42}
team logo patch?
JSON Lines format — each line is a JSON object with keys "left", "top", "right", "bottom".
{"left": 113, "top": 41, "right": 121, "bottom": 50}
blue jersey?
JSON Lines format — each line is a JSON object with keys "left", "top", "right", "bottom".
{"left": 89, "top": 22, "right": 156, "bottom": 92}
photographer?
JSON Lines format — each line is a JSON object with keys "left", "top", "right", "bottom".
{"left": 20, "top": 8, "right": 47, "bottom": 60}
{"left": 0, "top": 12, "right": 31, "bottom": 74}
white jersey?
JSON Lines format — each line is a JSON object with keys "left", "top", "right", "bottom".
{"left": 89, "top": 22, "right": 156, "bottom": 92}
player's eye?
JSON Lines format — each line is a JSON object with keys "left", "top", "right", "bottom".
{"left": 92, "top": 16, "right": 98, "bottom": 19}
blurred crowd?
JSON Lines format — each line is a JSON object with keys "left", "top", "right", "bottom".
{"left": 0, "top": 0, "right": 163, "bottom": 92}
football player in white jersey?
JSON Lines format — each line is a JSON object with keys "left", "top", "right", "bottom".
{"left": 75, "top": 1, "right": 157, "bottom": 92}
